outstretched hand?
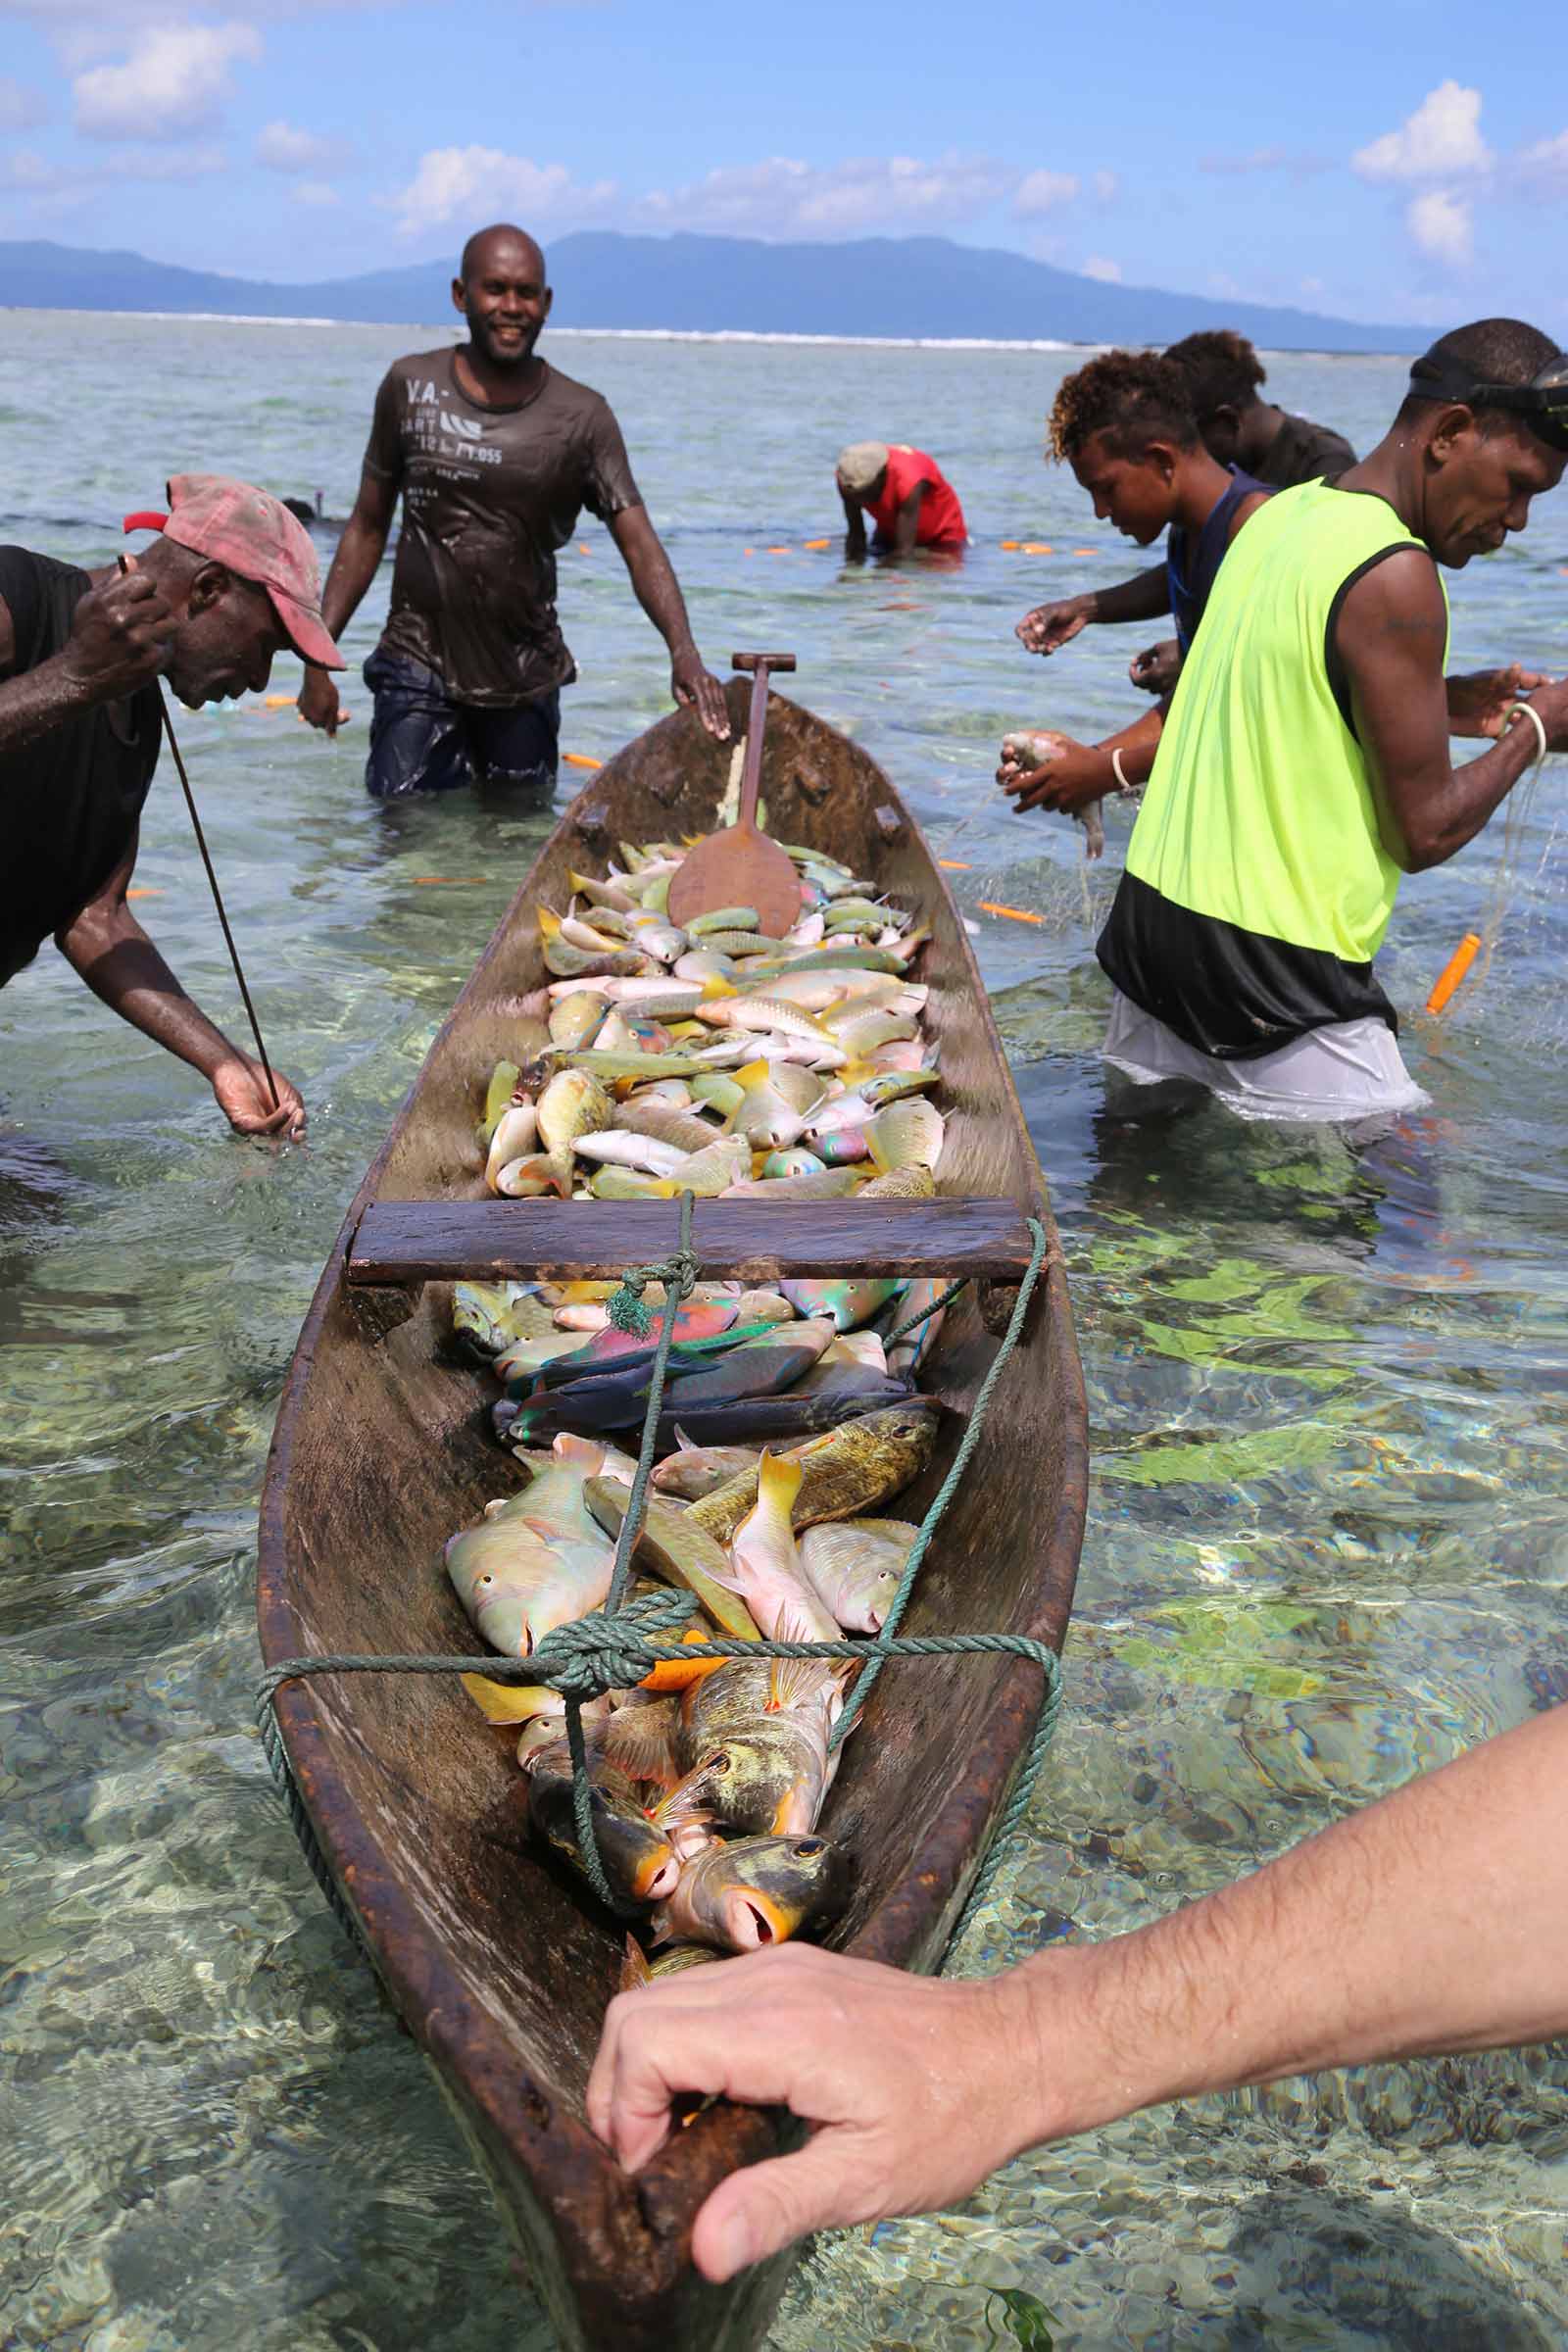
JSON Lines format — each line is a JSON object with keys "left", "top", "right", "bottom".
{"left": 1015, "top": 595, "right": 1094, "bottom": 657}
{"left": 212, "top": 1054, "right": 307, "bottom": 1141}
{"left": 672, "top": 650, "right": 731, "bottom": 741}
{"left": 587, "top": 1945, "right": 1024, "bottom": 2281}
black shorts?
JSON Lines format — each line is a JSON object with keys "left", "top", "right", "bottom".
{"left": 363, "top": 648, "right": 561, "bottom": 799}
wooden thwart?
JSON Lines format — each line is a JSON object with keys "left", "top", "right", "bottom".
{"left": 346, "top": 1196, "right": 1037, "bottom": 1286}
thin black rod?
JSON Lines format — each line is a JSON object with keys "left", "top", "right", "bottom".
{"left": 156, "top": 685, "right": 280, "bottom": 1111}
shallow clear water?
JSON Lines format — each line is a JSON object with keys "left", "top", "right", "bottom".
{"left": 2, "top": 313, "right": 1566, "bottom": 2350}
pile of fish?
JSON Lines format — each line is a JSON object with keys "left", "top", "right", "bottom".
{"left": 441, "top": 833, "right": 957, "bottom": 1980}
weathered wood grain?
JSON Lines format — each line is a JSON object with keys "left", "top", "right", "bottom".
{"left": 346, "top": 1197, "right": 1038, "bottom": 1285}
{"left": 256, "top": 678, "right": 1089, "bottom": 2352}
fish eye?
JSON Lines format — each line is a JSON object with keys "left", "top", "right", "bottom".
{"left": 479, "top": 1574, "right": 493, "bottom": 1586}
{"left": 708, "top": 1750, "right": 732, "bottom": 1773}
{"left": 793, "top": 1838, "right": 825, "bottom": 1856}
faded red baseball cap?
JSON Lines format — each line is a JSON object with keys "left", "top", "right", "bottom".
{"left": 123, "top": 473, "right": 344, "bottom": 669}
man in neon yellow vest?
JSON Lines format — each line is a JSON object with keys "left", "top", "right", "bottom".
{"left": 1096, "top": 317, "right": 1568, "bottom": 1123}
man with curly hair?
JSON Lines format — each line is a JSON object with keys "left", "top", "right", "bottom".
{"left": 1094, "top": 317, "right": 1568, "bottom": 1122}
{"left": 1017, "top": 330, "right": 1356, "bottom": 697}
{"left": 999, "top": 350, "right": 1269, "bottom": 822}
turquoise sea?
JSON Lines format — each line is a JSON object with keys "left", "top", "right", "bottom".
{"left": 2, "top": 310, "right": 1566, "bottom": 2351}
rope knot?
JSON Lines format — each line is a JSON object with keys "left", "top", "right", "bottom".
{"left": 530, "top": 1588, "right": 700, "bottom": 1695}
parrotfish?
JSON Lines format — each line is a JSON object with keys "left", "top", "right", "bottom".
{"left": 651, "top": 1431, "right": 765, "bottom": 1501}
{"left": 686, "top": 1398, "right": 942, "bottom": 1545}
{"left": 798, "top": 1517, "right": 919, "bottom": 1633}
{"left": 650, "top": 1832, "right": 852, "bottom": 1950}
{"left": 780, "top": 1278, "right": 903, "bottom": 1333}
{"left": 443, "top": 1432, "right": 623, "bottom": 1656}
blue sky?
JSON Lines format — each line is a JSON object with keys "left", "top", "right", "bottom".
{"left": 0, "top": 0, "right": 1564, "bottom": 331}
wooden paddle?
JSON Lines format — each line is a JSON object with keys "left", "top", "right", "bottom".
{"left": 665, "top": 651, "right": 804, "bottom": 937}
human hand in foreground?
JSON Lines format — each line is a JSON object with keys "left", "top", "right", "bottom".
{"left": 1014, "top": 594, "right": 1095, "bottom": 657}
{"left": 1129, "top": 638, "right": 1181, "bottom": 696}
{"left": 1446, "top": 664, "right": 1551, "bottom": 738}
{"left": 671, "top": 648, "right": 731, "bottom": 741}
{"left": 297, "top": 662, "right": 351, "bottom": 736}
{"left": 998, "top": 729, "right": 1108, "bottom": 816}
{"left": 587, "top": 1945, "right": 1023, "bottom": 2281}
{"left": 62, "top": 558, "right": 174, "bottom": 701}
{"left": 212, "top": 1054, "right": 307, "bottom": 1140}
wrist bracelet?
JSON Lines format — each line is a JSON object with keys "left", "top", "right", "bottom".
{"left": 1506, "top": 702, "right": 1548, "bottom": 764}
{"left": 1111, "top": 747, "right": 1133, "bottom": 793}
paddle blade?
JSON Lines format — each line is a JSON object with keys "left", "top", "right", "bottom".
{"left": 666, "top": 822, "right": 804, "bottom": 938}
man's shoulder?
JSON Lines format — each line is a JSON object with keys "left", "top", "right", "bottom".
{"left": 379, "top": 347, "right": 457, "bottom": 394}
{"left": 538, "top": 363, "right": 617, "bottom": 421}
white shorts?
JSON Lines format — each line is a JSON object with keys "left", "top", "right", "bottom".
{"left": 1102, "top": 989, "right": 1429, "bottom": 1124}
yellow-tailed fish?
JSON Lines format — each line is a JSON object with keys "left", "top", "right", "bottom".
{"left": 686, "top": 1398, "right": 942, "bottom": 1545}
{"left": 865, "top": 1099, "right": 945, "bottom": 1174}
{"left": 568, "top": 868, "right": 636, "bottom": 913}
{"left": 589, "top": 1166, "right": 679, "bottom": 1200}
{"left": 650, "top": 1832, "right": 851, "bottom": 1951}
{"left": 866, "top": 1038, "right": 929, "bottom": 1073}
{"left": 691, "top": 1071, "right": 746, "bottom": 1118}
{"left": 673, "top": 949, "right": 737, "bottom": 984}
{"left": 825, "top": 1006, "right": 919, "bottom": 1057}
{"left": 483, "top": 1059, "right": 522, "bottom": 1137}
{"left": 560, "top": 909, "right": 629, "bottom": 955}
{"left": 453, "top": 1281, "right": 555, "bottom": 1359}
{"left": 798, "top": 1517, "right": 919, "bottom": 1634}
{"left": 582, "top": 1476, "right": 760, "bottom": 1642}
{"left": 675, "top": 1656, "right": 845, "bottom": 1835}
{"left": 484, "top": 1101, "right": 539, "bottom": 1192}
{"left": 444, "top": 1431, "right": 626, "bottom": 1656}
{"left": 729, "top": 1058, "right": 823, "bottom": 1150}
{"left": 858, "top": 1068, "right": 941, "bottom": 1107}
{"left": 713, "top": 1451, "right": 841, "bottom": 1643}
{"left": 549, "top": 993, "right": 608, "bottom": 1052}
{"left": 494, "top": 1148, "right": 573, "bottom": 1199}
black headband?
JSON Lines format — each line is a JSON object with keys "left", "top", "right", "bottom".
{"left": 1406, "top": 350, "right": 1568, "bottom": 453}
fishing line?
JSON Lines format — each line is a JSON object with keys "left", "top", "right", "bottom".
{"left": 1466, "top": 715, "right": 1549, "bottom": 1001}
{"left": 117, "top": 554, "right": 282, "bottom": 1113}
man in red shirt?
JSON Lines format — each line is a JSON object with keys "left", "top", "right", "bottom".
{"left": 836, "top": 442, "right": 967, "bottom": 557}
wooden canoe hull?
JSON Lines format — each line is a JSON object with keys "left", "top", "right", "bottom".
{"left": 256, "top": 681, "right": 1088, "bottom": 2352}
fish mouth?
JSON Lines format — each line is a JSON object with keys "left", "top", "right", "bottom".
{"left": 636, "top": 1846, "right": 682, "bottom": 1902}
{"left": 725, "top": 1889, "right": 795, "bottom": 1948}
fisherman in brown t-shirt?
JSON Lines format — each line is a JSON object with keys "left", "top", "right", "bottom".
{"left": 298, "top": 223, "right": 728, "bottom": 795}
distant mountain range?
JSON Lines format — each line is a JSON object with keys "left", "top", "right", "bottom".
{"left": 0, "top": 232, "right": 1437, "bottom": 352}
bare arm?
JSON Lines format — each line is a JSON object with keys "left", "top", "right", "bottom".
{"left": 0, "top": 567, "right": 174, "bottom": 755}
{"left": 840, "top": 487, "right": 867, "bottom": 562}
{"left": 1016, "top": 562, "right": 1171, "bottom": 656}
{"left": 1000, "top": 703, "right": 1165, "bottom": 814}
{"left": 57, "top": 828, "right": 306, "bottom": 1139}
{"left": 1338, "top": 550, "right": 1568, "bottom": 870}
{"left": 608, "top": 504, "right": 729, "bottom": 740}
{"left": 588, "top": 1705, "right": 1568, "bottom": 2282}
{"left": 890, "top": 482, "right": 924, "bottom": 553}
{"left": 298, "top": 463, "right": 398, "bottom": 735}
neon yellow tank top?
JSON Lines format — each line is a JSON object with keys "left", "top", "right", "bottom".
{"left": 1127, "top": 480, "right": 1448, "bottom": 962}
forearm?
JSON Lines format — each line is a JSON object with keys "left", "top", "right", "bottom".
{"left": 0, "top": 651, "right": 102, "bottom": 756}
{"left": 624, "top": 528, "right": 698, "bottom": 657}
{"left": 318, "top": 512, "right": 389, "bottom": 645}
{"left": 1390, "top": 720, "right": 1541, "bottom": 869}
{"left": 60, "top": 910, "right": 242, "bottom": 1078}
{"left": 1001, "top": 1706, "right": 1568, "bottom": 2156}
{"left": 1089, "top": 564, "right": 1171, "bottom": 626}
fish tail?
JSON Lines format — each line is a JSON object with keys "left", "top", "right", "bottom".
{"left": 757, "top": 1448, "right": 805, "bottom": 1522}
{"left": 619, "top": 1935, "right": 653, "bottom": 1992}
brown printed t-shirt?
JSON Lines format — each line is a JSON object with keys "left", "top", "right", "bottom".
{"left": 364, "top": 349, "right": 643, "bottom": 706}
{"left": 1255, "top": 412, "right": 1356, "bottom": 489}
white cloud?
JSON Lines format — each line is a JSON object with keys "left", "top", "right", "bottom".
{"left": 1091, "top": 169, "right": 1118, "bottom": 204}
{"left": 0, "top": 139, "right": 225, "bottom": 207}
{"left": 1406, "top": 187, "right": 1472, "bottom": 267}
{"left": 290, "top": 178, "right": 340, "bottom": 207}
{"left": 74, "top": 22, "right": 261, "bottom": 140}
{"left": 391, "top": 145, "right": 616, "bottom": 236}
{"left": 1352, "top": 81, "right": 1490, "bottom": 183}
{"left": 1082, "top": 256, "right": 1121, "bottom": 282}
{"left": 0, "top": 74, "right": 48, "bottom": 129}
{"left": 256, "top": 119, "right": 348, "bottom": 173}
{"left": 1012, "top": 168, "right": 1079, "bottom": 219}
{"left": 1518, "top": 129, "right": 1568, "bottom": 187}
{"left": 641, "top": 152, "right": 1014, "bottom": 239}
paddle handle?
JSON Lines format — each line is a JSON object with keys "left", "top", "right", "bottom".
{"left": 732, "top": 652, "right": 795, "bottom": 832}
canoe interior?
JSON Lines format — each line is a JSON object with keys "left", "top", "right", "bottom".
{"left": 257, "top": 682, "right": 1088, "bottom": 2352}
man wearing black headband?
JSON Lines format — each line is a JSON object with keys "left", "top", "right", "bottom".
{"left": 1094, "top": 316, "right": 1568, "bottom": 1123}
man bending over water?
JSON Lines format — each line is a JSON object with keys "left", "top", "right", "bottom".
{"left": 1, "top": 476, "right": 342, "bottom": 1137}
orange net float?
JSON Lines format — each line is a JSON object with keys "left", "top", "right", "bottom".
{"left": 562, "top": 753, "right": 603, "bottom": 771}
{"left": 1426, "top": 932, "right": 1482, "bottom": 1015}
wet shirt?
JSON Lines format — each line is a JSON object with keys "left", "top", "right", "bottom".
{"left": 0, "top": 548, "right": 161, "bottom": 987}
{"left": 364, "top": 350, "right": 643, "bottom": 706}
{"left": 866, "top": 448, "right": 967, "bottom": 549}
{"left": 1164, "top": 467, "right": 1268, "bottom": 652}
{"left": 1255, "top": 412, "right": 1356, "bottom": 489}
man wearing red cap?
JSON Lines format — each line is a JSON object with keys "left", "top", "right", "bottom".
{"left": 296, "top": 222, "right": 729, "bottom": 796}
{"left": 0, "top": 473, "right": 344, "bottom": 1139}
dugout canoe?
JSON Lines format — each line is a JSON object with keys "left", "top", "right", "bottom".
{"left": 256, "top": 677, "right": 1089, "bottom": 2352}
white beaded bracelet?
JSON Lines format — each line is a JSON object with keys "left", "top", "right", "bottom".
{"left": 1507, "top": 701, "right": 1548, "bottom": 764}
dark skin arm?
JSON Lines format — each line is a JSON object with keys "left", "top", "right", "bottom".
{"left": 888, "top": 482, "right": 924, "bottom": 554}
{"left": 608, "top": 504, "right": 729, "bottom": 740}
{"left": 297, "top": 462, "right": 399, "bottom": 734}
{"left": 55, "top": 826, "right": 307, "bottom": 1139}
{"left": 999, "top": 704, "right": 1166, "bottom": 814}
{"left": 0, "top": 565, "right": 173, "bottom": 748}
{"left": 840, "top": 485, "right": 868, "bottom": 562}
{"left": 1339, "top": 548, "right": 1568, "bottom": 871}
{"left": 1016, "top": 562, "right": 1170, "bottom": 656}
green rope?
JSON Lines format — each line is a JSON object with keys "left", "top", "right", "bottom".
{"left": 256, "top": 1216, "right": 1059, "bottom": 1950}
{"left": 256, "top": 1616, "right": 1058, "bottom": 1947}
{"left": 831, "top": 1218, "right": 1049, "bottom": 1747}
{"left": 882, "top": 1277, "right": 969, "bottom": 1352}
